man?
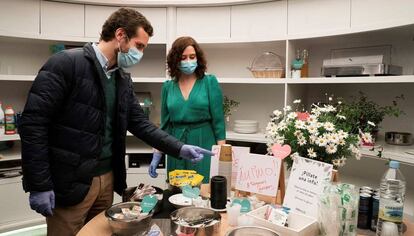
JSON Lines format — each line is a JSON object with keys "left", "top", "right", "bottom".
{"left": 19, "top": 8, "right": 212, "bottom": 236}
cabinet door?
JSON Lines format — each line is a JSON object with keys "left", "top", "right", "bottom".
{"left": 0, "top": 0, "right": 40, "bottom": 36}
{"left": 176, "top": 7, "right": 230, "bottom": 41}
{"left": 41, "top": 1, "right": 84, "bottom": 37}
{"left": 85, "top": 5, "right": 167, "bottom": 43}
{"left": 351, "top": 0, "right": 414, "bottom": 30}
{"left": 0, "top": 178, "right": 43, "bottom": 229}
{"left": 231, "top": 1, "right": 287, "bottom": 40}
{"left": 287, "top": 0, "right": 351, "bottom": 37}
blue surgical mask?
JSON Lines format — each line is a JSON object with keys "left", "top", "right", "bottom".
{"left": 117, "top": 44, "right": 143, "bottom": 68}
{"left": 179, "top": 60, "right": 198, "bottom": 75}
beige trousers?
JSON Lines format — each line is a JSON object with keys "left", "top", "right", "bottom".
{"left": 46, "top": 171, "right": 114, "bottom": 236}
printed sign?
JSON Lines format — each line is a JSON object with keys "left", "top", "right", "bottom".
{"left": 283, "top": 156, "right": 333, "bottom": 218}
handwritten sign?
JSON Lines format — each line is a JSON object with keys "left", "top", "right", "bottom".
{"left": 283, "top": 156, "right": 333, "bottom": 218}
{"left": 210, "top": 145, "right": 250, "bottom": 187}
{"left": 235, "top": 153, "right": 282, "bottom": 197}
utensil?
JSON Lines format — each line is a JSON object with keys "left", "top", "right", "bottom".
{"left": 385, "top": 132, "right": 413, "bottom": 146}
{"left": 105, "top": 202, "right": 152, "bottom": 236}
{"left": 170, "top": 207, "right": 221, "bottom": 236}
{"left": 225, "top": 226, "right": 280, "bottom": 236}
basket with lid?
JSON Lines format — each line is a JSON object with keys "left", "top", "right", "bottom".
{"left": 247, "top": 52, "right": 284, "bottom": 78}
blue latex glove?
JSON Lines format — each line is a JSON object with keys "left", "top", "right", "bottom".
{"left": 149, "top": 152, "right": 162, "bottom": 178}
{"left": 179, "top": 145, "right": 214, "bottom": 163}
{"left": 29, "top": 190, "right": 55, "bottom": 217}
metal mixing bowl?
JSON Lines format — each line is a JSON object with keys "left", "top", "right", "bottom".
{"left": 105, "top": 202, "right": 153, "bottom": 236}
{"left": 170, "top": 207, "right": 221, "bottom": 236}
{"left": 225, "top": 226, "right": 280, "bottom": 236}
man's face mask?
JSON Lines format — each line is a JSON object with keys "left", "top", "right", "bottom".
{"left": 117, "top": 37, "right": 143, "bottom": 68}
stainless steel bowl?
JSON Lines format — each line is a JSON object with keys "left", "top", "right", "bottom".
{"left": 385, "top": 132, "right": 413, "bottom": 146}
{"left": 170, "top": 207, "right": 221, "bottom": 236}
{"left": 105, "top": 202, "right": 153, "bottom": 236}
{"left": 225, "top": 226, "right": 280, "bottom": 236}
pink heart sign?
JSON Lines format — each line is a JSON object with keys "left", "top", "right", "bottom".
{"left": 272, "top": 144, "right": 292, "bottom": 160}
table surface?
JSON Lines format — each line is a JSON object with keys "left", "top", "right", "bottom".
{"left": 77, "top": 211, "right": 413, "bottom": 236}
{"left": 77, "top": 184, "right": 413, "bottom": 236}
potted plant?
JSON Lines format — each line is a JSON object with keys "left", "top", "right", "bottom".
{"left": 266, "top": 100, "right": 371, "bottom": 172}
{"left": 338, "top": 92, "right": 404, "bottom": 144}
{"left": 223, "top": 96, "right": 240, "bottom": 122}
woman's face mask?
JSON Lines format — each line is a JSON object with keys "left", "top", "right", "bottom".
{"left": 117, "top": 37, "right": 144, "bottom": 68}
{"left": 179, "top": 60, "right": 198, "bottom": 75}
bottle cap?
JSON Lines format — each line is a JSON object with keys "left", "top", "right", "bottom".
{"left": 389, "top": 160, "right": 400, "bottom": 169}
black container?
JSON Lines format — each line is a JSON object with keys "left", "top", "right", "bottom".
{"left": 370, "top": 194, "right": 380, "bottom": 231}
{"left": 210, "top": 176, "right": 227, "bottom": 210}
{"left": 358, "top": 193, "right": 372, "bottom": 229}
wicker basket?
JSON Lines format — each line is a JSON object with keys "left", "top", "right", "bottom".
{"left": 250, "top": 69, "right": 284, "bottom": 78}
{"left": 248, "top": 52, "right": 285, "bottom": 78}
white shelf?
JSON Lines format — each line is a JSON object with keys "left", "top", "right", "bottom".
{"left": 0, "top": 134, "right": 20, "bottom": 142}
{"left": 0, "top": 143, "right": 21, "bottom": 161}
{"left": 0, "top": 75, "right": 35, "bottom": 82}
{"left": 3, "top": 75, "right": 414, "bottom": 85}
{"left": 131, "top": 77, "right": 167, "bottom": 83}
{"left": 360, "top": 140, "right": 414, "bottom": 166}
{"left": 218, "top": 77, "right": 286, "bottom": 84}
{"left": 125, "top": 146, "right": 153, "bottom": 154}
{"left": 226, "top": 131, "right": 267, "bottom": 143}
{"left": 285, "top": 75, "right": 414, "bottom": 84}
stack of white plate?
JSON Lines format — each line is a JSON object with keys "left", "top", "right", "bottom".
{"left": 233, "top": 120, "right": 259, "bottom": 134}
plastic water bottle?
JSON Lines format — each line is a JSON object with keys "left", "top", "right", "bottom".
{"left": 376, "top": 161, "right": 406, "bottom": 236}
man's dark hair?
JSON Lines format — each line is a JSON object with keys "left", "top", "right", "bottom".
{"left": 100, "top": 8, "right": 153, "bottom": 41}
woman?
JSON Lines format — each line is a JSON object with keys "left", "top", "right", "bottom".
{"left": 148, "top": 36, "right": 226, "bottom": 183}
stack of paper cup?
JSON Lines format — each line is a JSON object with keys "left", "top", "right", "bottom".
{"left": 218, "top": 144, "right": 232, "bottom": 196}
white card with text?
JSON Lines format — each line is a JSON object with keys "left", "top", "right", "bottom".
{"left": 283, "top": 156, "right": 333, "bottom": 218}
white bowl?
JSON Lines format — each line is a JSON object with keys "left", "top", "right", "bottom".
{"left": 234, "top": 120, "right": 259, "bottom": 125}
{"left": 233, "top": 127, "right": 258, "bottom": 134}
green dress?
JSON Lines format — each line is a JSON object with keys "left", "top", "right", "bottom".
{"left": 161, "top": 74, "right": 226, "bottom": 183}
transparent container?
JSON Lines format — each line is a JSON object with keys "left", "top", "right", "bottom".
{"left": 376, "top": 161, "right": 406, "bottom": 236}
{"left": 247, "top": 52, "right": 284, "bottom": 78}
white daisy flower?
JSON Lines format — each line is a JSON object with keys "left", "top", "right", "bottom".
{"left": 309, "top": 135, "right": 318, "bottom": 144}
{"left": 361, "top": 132, "right": 373, "bottom": 143}
{"left": 337, "top": 130, "right": 349, "bottom": 139}
{"left": 367, "top": 121, "right": 376, "bottom": 127}
{"left": 338, "top": 138, "right": 346, "bottom": 146}
{"left": 287, "top": 112, "right": 297, "bottom": 120}
{"left": 273, "top": 110, "right": 282, "bottom": 118}
{"left": 316, "top": 137, "right": 327, "bottom": 147}
{"left": 293, "top": 99, "right": 301, "bottom": 104}
{"left": 307, "top": 115, "right": 318, "bottom": 123}
{"left": 336, "top": 114, "right": 346, "bottom": 120}
{"left": 294, "top": 130, "right": 303, "bottom": 137}
{"left": 326, "top": 143, "right": 338, "bottom": 154}
{"left": 295, "top": 120, "right": 306, "bottom": 130}
{"left": 298, "top": 137, "right": 307, "bottom": 146}
{"left": 307, "top": 148, "right": 317, "bottom": 158}
{"left": 307, "top": 124, "right": 318, "bottom": 134}
{"left": 323, "top": 122, "right": 335, "bottom": 132}
{"left": 283, "top": 106, "right": 292, "bottom": 112}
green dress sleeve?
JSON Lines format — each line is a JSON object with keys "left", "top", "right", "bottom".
{"left": 207, "top": 75, "right": 226, "bottom": 141}
{"left": 160, "top": 81, "right": 171, "bottom": 132}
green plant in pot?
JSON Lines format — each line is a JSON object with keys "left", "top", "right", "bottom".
{"left": 223, "top": 96, "right": 240, "bottom": 122}
{"left": 339, "top": 92, "right": 405, "bottom": 143}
